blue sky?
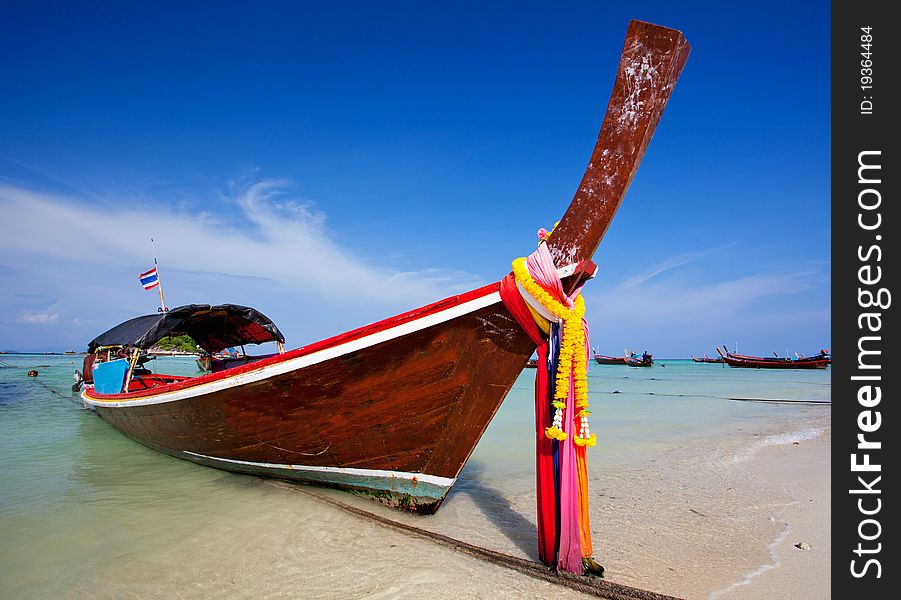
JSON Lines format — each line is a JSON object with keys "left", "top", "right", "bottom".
{"left": 1, "top": 1, "right": 830, "bottom": 356}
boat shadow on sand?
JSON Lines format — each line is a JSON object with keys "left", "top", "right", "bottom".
{"left": 448, "top": 460, "right": 538, "bottom": 559}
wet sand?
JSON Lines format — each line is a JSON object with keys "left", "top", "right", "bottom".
{"left": 712, "top": 431, "right": 830, "bottom": 599}
{"left": 57, "top": 417, "right": 829, "bottom": 600}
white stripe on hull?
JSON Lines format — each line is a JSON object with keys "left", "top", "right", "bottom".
{"left": 83, "top": 291, "right": 502, "bottom": 408}
{"left": 182, "top": 451, "right": 456, "bottom": 489}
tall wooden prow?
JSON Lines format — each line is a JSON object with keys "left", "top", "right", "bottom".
{"left": 547, "top": 20, "right": 691, "bottom": 293}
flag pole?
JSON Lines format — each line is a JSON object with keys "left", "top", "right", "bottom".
{"left": 150, "top": 238, "right": 168, "bottom": 313}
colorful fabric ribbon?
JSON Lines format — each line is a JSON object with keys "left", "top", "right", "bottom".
{"left": 500, "top": 239, "right": 596, "bottom": 574}
{"left": 498, "top": 274, "right": 556, "bottom": 566}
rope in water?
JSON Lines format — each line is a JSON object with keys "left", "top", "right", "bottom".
{"left": 291, "top": 485, "right": 683, "bottom": 600}
{"left": 32, "top": 377, "right": 85, "bottom": 407}
{"left": 32, "top": 379, "right": 86, "bottom": 407}
{"left": 0, "top": 359, "right": 87, "bottom": 407}
{"left": 601, "top": 389, "right": 830, "bottom": 405}
{"left": 0, "top": 359, "right": 51, "bottom": 369}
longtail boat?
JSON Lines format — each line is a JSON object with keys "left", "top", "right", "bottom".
{"left": 716, "top": 347, "right": 831, "bottom": 369}
{"left": 593, "top": 352, "right": 629, "bottom": 365}
{"left": 691, "top": 354, "right": 723, "bottom": 364}
{"left": 81, "top": 20, "right": 690, "bottom": 514}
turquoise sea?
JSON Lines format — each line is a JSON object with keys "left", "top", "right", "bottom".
{"left": 0, "top": 355, "right": 830, "bottom": 598}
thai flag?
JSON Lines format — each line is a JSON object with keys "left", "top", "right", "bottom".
{"left": 139, "top": 268, "right": 160, "bottom": 290}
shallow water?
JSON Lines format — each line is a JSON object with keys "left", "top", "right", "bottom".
{"left": 0, "top": 355, "right": 829, "bottom": 598}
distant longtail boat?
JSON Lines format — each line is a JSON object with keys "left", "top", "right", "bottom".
{"left": 593, "top": 353, "right": 629, "bottom": 365}
{"left": 692, "top": 354, "right": 723, "bottom": 364}
{"left": 716, "top": 347, "right": 830, "bottom": 369}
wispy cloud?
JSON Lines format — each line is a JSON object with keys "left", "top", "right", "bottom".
{"left": 592, "top": 259, "right": 824, "bottom": 323}
{"left": 620, "top": 243, "right": 738, "bottom": 288}
{"left": 0, "top": 179, "right": 482, "bottom": 306}
{"left": 1, "top": 177, "right": 484, "bottom": 349}
{"left": 585, "top": 249, "right": 830, "bottom": 354}
{"left": 19, "top": 311, "right": 59, "bottom": 324}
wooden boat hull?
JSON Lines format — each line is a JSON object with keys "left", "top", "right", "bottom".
{"left": 84, "top": 285, "right": 535, "bottom": 512}
{"left": 722, "top": 356, "right": 830, "bottom": 369}
{"left": 717, "top": 348, "right": 830, "bottom": 369}
{"left": 594, "top": 355, "right": 628, "bottom": 365}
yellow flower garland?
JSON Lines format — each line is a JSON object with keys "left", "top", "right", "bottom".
{"left": 512, "top": 256, "right": 596, "bottom": 448}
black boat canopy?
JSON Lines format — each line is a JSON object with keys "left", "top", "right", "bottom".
{"left": 87, "top": 304, "right": 285, "bottom": 354}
